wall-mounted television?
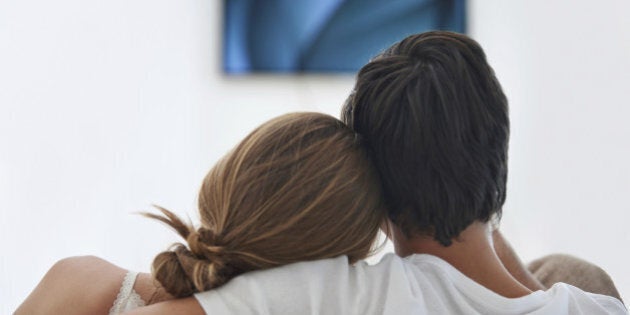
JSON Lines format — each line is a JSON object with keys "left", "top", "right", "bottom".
{"left": 223, "top": 0, "right": 466, "bottom": 74}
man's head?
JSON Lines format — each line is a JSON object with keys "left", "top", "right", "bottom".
{"left": 342, "top": 31, "right": 509, "bottom": 246}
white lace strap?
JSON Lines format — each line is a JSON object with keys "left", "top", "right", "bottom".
{"left": 109, "top": 271, "right": 147, "bottom": 314}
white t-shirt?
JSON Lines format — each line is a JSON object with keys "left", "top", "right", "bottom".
{"left": 194, "top": 253, "right": 627, "bottom": 314}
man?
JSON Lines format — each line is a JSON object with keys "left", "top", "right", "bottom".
{"left": 128, "top": 31, "right": 625, "bottom": 314}
{"left": 339, "top": 29, "right": 623, "bottom": 303}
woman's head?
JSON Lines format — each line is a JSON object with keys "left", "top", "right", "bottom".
{"left": 147, "top": 112, "right": 385, "bottom": 297}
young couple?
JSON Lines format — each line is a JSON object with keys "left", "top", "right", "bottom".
{"left": 16, "top": 31, "right": 626, "bottom": 314}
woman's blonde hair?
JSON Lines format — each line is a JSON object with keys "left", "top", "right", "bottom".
{"left": 145, "top": 112, "right": 385, "bottom": 298}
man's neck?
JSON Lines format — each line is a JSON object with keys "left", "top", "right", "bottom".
{"left": 389, "top": 221, "right": 533, "bottom": 298}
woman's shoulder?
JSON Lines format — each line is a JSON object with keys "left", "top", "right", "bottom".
{"left": 52, "top": 255, "right": 126, "bottom": 276}
{"left": 50, "top": 255, "right": 128, "bottom": 297}
{"left": 15, "top": 256, "right": 128, "bottom": 315}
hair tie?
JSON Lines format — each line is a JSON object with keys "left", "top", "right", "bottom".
{"left": 187, "top": 229, "right": 226, "bottom": 260}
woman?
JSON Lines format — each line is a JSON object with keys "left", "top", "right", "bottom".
{"left": 15, "top": 112, "right": 386, "bottom": 314}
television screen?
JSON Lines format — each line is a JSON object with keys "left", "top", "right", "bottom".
{"left": 223, "top": 0, "right": 466, "bottom": 74}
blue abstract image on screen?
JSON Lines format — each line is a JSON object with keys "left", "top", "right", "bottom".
{"left": 223, "top": 0, "right": 466, "bottom": 73}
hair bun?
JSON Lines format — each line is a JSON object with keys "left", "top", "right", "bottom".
{"left": 145, "top": 207, "right": 237, "bottom": 297}
{"left": 151, "top": 245, "right": 197, "bottom": 297}
{"left": 152, "top": 243, "right": 232, "bottom": 298}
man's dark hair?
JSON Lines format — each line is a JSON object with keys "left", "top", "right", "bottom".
{"left": 342, "top": 31, "right": 509, "bottom": 246}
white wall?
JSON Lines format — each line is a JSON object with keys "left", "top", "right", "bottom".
{"left": 468, "top": 0, "right": 630, "bottom": 303}
{"left": 1, "top": 0, "right": 628, "bottom": 312}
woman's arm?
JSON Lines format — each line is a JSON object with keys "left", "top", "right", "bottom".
{"left": 492, "top": 230, "right": 546, "bottom": 291}
{"left": 122, "top": 298, "right": 205, "bottom": 315}
{"left": 14, "top": 256, "right": 167, "bottom": 315}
